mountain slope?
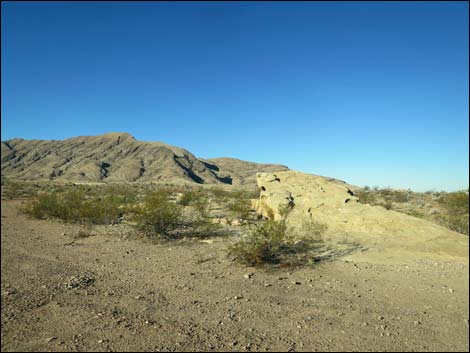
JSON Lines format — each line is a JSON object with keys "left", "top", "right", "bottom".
{"left": 1, "top": 132, "right": 289, "bottom": 186}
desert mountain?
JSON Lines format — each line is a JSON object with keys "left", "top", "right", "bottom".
{"left": 1, "top": 132, "right": 289, "bottom": 186}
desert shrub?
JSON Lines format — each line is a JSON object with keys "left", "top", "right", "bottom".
{"left": 103, "top": 184, "right": 137, "bottom": 205}
{"left": 402, "top": 209, "right": 426, "bottom": 219}
{"left": 179, "top": 190, "right": 200, "bottom": 206}
{"left": 435, "top": 191, "right": 469, "bottom": 235}
{"left": 179, "top": 189, "right": 210, "bottom": 217}
{"left": 437, "top": 213, "right": 469, "bottom": 235}
{"left": 228, "top": 219, "right": 289, "bottom": 265}
{"left": 356, "top": 189, "right": 378, "bottom": 205}
{"left": 229, "top": 188, "right": 259, "bottom": 200}
{"left": 438, "top": 191, "right": 469, "bottom": 214}
{"left": 379, "top": 189, "right": 409, "bottom": 203}
{"left": 228, "top": 211, "right": 328, "bottom": 267}
{"left": 23, "top": 192, "right": 63, "bottom": 220}
{"left": 358, "top": 187, "right": 409, "bottom": 206}
{"left": 2, "top": 180, "right": 36, "bottom": 199}
{"left": 209, "top": 187, "right": 232, "bottom": 201}
{"left": 23, "top": 189, "right": 124, "bottom": 224}
{"left": 132, "top": 190, "right": 183, "bottom": 238}
{"left": 227, "top": 198, "right": 252, "bottom": 220}
{"left": 192, "top": 195, "right": 210, "bottom": 218}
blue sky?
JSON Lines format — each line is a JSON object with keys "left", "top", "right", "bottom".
{"left": 1, "top": 1, "right": 468, "bottom": 191}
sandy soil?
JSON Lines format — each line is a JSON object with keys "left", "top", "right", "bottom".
{"left": 1, "top": 200, "right": 469, "bottom": 352}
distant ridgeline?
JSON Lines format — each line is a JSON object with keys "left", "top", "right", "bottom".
{"left": 1, "top": 132, "right": 288, "bottom": 186}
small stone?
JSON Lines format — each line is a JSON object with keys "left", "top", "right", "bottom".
{"left": 243, "top": 273, "right": 253, "bottom": 279}
{"left": 448, "top": 288, "right": 454, "bottom": 293}
{"left": 414, "top": 320, "right": 421, "bottom": 325}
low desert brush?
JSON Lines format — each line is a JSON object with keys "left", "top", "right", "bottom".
{"left": 132, "top": 190, "right": 183, "bottom": 238}
{"left": 228, "top": 206, "right": 327, "bottom": 267}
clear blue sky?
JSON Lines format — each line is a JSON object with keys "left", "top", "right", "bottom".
{"left": 2, "top": 1, "right": 468, "bottom": 191}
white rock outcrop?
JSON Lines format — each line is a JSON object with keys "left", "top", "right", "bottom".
{"left": 255, "top": 171, "right": 469, "bottom": 263}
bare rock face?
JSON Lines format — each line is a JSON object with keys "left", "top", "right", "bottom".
{"left": 255, "top": 171, "right": 469, "bottom": 263}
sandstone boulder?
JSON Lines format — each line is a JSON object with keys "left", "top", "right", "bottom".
{"left": 255, "top": 171, "right": 469, "bottom": 263}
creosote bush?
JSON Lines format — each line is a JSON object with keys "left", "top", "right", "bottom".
{"left": 228, "top": 204, "right": 327, "bottom": 267}
{"left": 228, "top": 219, "right": 289, "bottom": 265}
{"left": 227, "top": 198, "right": 252, "bottom": 220}
{"left": 132, "top": 190, "right": 183, "bottom": 239}
{"left": 23, "top": 188, "right": 127, "bottom": 224}
{"left": 436, "top": 190, "right": 469, "bottom": 235}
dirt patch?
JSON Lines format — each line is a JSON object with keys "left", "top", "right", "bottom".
{"left": 1, "top": 200, "right": 469, "bottom": 351}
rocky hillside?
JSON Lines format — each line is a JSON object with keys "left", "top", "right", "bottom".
{"left": 1, "top": 132, "right": 288, "bottom": 186}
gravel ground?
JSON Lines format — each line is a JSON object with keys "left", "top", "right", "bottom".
{"left": 1, "top": 200, "right": 469, "bottom": 352}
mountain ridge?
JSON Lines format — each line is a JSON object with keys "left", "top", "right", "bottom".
{"left": 1, "top": 132, "right": 289, "bottom": 187}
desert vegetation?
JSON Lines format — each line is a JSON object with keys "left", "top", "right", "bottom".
{"left": 228, "top": 203, "right": 329, "bottom": 267}
{"left": 11, "top": 180, "right": 469, "bottom": 275}
{"left": 22, "top": 188, "right": 127, "bottom": 225}
{"left": 18, "top": 183, "right": 260, "bottom": 243}
{"left": 357, "top": 186, "right": 469, "bottom": 235}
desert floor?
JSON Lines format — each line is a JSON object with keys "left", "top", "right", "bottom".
{"left": 1, "top": 200, "right": 468, "bottom": 352}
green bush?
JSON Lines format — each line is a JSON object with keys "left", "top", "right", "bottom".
{"left": 192, "top": 195, "right": 210, "bottom": 218}
{"left": 24, "top": 193, "right": 63, "bottom": 219}
{"left": 379, "top": 189, "right": 409, "bottom": 203}
{"left": 228, "top": 215, "right": 327, "bottom": 267}
{"left": 209, "top": 187, "right": 232, "bottom": 201}
{"left": 437, "top": 213, "right": 469, "bottom": 235}
{"left": 227, "top": 198, "right": 252, "bottom": 220}
{"left": 436, "top": 191, "right": 469, "bottom": 235}
{"left": 103, "top": 184, "right": 137, "bottom": 205}
{"left": 228, "top": 219, "right": 288, "bottom": 265}
{"left": 179, "top": 189, "right": 210, "bottom": 217}
{"left": 2, "top": 180, "right": 36, "bottom": 199}
{"left": 356, "top": 189, "right": 378, "bottom": 205}
{"left": 179, "top": 190, "right": 200, "bottom": 206}
{"left": 209, "top": 187, "right": 258, "bottom": 203}
{"left": 132, "top": 190, "right": 183, "bottom": 238}
{"left": 402, "top": 209, "right": 426, "bottom": 219}
{"left": 23, "top": 189, "right": 125, "bottom": 224}
{"left": 438, "top": 191, "right": 469, "bottom": 214}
